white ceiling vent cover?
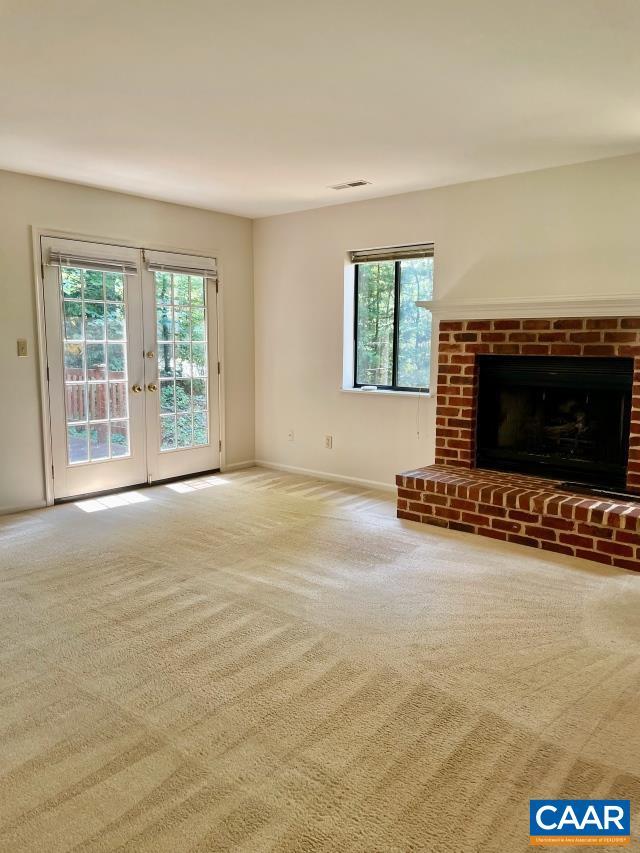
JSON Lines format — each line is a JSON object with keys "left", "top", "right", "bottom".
{"left": 329, "top": 179, "right": 371, "bottom": 190}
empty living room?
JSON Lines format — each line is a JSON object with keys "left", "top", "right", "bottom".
{"left": 1, "top": 1, "right": 640, "bottom": 850}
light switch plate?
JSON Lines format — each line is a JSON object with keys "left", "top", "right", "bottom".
{"left": 17, "top": 339, "right": 28, "bottom": 357}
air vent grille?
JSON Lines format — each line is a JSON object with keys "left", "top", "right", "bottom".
{"left": 329, "top": 179, "right": 371, "bottom": 190}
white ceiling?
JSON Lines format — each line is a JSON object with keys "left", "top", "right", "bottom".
{"left": 2, "top": 0, "right": 640, "bottom": 218}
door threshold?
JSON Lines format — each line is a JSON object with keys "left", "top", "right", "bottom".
{"left": 54, "top": 468, "right": 221, "bottom": 504}
{"left": 149, "top": 468, "right": 221, "bottom": 487}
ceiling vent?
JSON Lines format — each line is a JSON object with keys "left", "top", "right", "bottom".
{"left": 329, "top": 179, "right": 371, "bottom": 190}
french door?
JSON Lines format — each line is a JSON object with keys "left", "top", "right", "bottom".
{"left": 42, "top": 237, "right": 220, "bottom": 500}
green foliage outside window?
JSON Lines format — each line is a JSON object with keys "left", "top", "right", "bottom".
{"left": 355, "top": 257, "right": 433, "bottom": 389}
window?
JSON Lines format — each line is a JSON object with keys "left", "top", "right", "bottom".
{"left": 352, "top": 244, "right": 434, "bottom": 391}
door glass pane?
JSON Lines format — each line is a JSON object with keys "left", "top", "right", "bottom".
{"left": 155, "top": 272, "right": 172, "bottom": 304}
{"left": 191, "top": 343, "right": 207, "bottom": 377}
{"left": 157, "top": 307, "right": 173, "bottom": 341}
{"left": 160, "top": 415, "right": 176, "bottom": 450}
{"left": 63, "top": 300, "right": 83, "bottom": 339}
{"left": 64, "top": 342, "right": 84, "bottom": 382}
{"left": 67, "top": 424, "right": 88, "bottom": 463}
{"left": 160, "top": 380, "right": 175, "bottom": 413}
{"left": 89, "top": 422, "right": 110, "bottom": 460}
{"left": 111, "top": 421, "right": 129, "bottom": 456}
{"left": 61, "top": 267, "right": 82, "bottom": 298}
{"left": 193, "top": 412, "right": 208, "bottom": 446}
{"left": 85, "top": 302, "right": 105, "bottom": 339}
{"left": 106, "top": 303, "right": 126, "bottom": 339}
{"left": 84, "top": 270, "right": 104, "bottom": 300}
{"left": 105, "top": 272, "right": 124, "bottom": 301}
{"left": 174, "top": 274, "right": 190, "bottom": 305}
{"left": 88, "top": 383, "right": 108, "bottom": 420}
{"left": 190, "top": 278, "right": 205, "bottom": 305}
{"left": 175, "top": 343, "right": 190, "bottom": 376}
{"left": 174, "top": 310, "right": 190, "bottom": 340}
{"left": 65, "top": 385, "right": 86, "bottom": 422}
{"left": 192, "top": 378, "right": 207, "bottom": 411}
{"left": 86, "top": 343, "right": 106, "bottom": 380}
{"left": 176, "top": 413, "right": 193, "bottom": 447}
{"left": 111, "top": 421, "right": 130, "bottom": 457}
{"left": 109, "top": 382, "right": 128, "bottom": 419}
{"left": 191, "top": 308, "right": 205, "bottom": 341}
{"left": 158, "top": 344, "right": 174, "bottom": 377}
{"left": 153, "top": 272, "right": 209, "bottom": 451}
{"left": 108, "top": 343, "right": 127, "bottom": 379}
{"left": 175, "top": 379, "right": 192, "bottom": 412}
{"left": 58, "top": 265, "right": 132, "bottom": 464}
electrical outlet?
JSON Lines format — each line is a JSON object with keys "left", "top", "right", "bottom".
{"left": 288, "top": 430, "right": 295, "bottom": 442}
{"left": 324, "top": 434, "right": 333, "bottom": 449}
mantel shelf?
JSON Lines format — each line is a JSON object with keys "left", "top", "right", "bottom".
{"left": 416, "top": 293, "right": 640, "bottom": 320}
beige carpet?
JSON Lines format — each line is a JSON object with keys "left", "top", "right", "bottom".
{"left": 1, "top": 467, "right": 639, "bottom": 852}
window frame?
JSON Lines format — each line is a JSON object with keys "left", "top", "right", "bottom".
{"left": 353, "top": 258, "right": 432, "bottom": 393}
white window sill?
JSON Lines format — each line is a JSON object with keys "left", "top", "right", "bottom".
{"left": 340, "top": 387, "right": 431, "bottom": 399}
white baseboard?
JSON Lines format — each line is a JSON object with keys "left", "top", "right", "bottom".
{"left": 254, "top": 459, "right": 396, "bottom": 493}
{"left": 221, "top": 459, "right": 257, "bottom": 473}
{"left": 0, "top": 499, "right": 48, "bottom": 517}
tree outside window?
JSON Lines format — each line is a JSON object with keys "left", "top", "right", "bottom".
{"left": 354, "top": 255, "right": 433, "bottom": 391}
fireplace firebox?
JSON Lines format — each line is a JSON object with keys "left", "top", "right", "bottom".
{"left": 476, "top": 355, "right": 633, "bottom": 489}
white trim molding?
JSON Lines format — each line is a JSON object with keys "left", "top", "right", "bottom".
{"left": 417, "top": 293, "right": 640, "bottom": 320}
{"left": 31, "top": 228, "right": 55, "bottom": 506}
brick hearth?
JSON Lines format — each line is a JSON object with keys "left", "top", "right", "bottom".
{"left": 397, "top": 316, "right": 640, "bottom": 570}
{"left": 397, "top": 465, "right": 640, "bottom": 570}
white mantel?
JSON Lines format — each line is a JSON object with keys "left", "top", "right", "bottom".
{"left": 416, "top": 293, "right": 640, "bottom": 320}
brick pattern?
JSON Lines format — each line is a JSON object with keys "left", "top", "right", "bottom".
{"left": 435, "top": 316, "right": 640, "bottom": 492}
{"left": 397, "top": 315, "right": 640, "bottom": 571}
{"left": 397, "top": 466, "right": 640, "bottom": 572}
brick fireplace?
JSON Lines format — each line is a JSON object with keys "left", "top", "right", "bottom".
{"left": 397, "top": 316, "right": 640, "bottom": 570}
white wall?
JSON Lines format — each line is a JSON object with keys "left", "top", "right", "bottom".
{"left": 0, "top": 170, "right": 254, "bottom": 513}
{"left": 253, "top": 153, "right": 640, "bottom": 487}
{"left": 5, "top": 153, "right": 640, "bottom": 510}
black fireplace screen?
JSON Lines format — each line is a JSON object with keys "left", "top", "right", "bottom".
{"left": 476, "top": 356, "right": 633, "bottom": 488}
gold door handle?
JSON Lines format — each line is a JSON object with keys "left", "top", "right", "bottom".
{"left": 147, "top": 383, "right": 158, "bottom": 392}
{"left": 131, "top": 384, "right": 143, "bottom": 394}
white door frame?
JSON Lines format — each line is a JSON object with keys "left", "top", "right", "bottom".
{"left": 32, "top": 226, "right": 228, "bottom": 505}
